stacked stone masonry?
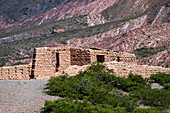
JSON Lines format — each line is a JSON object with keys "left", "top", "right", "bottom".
{"left": 70, "top": 48, "right": 91, "bottom": 66}
{"left": 64, "top": 62, "right": 170, "bottom": 78}
{"left": 0, "top": 46, "right": 169, "bottom": 80}
{"left": 0, "top": 64, "right": 31, "bottom": 80}
{"left": 106, "top": 62, "right": 170, "bottom": 78}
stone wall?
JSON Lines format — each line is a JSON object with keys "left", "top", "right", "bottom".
{"left": 90, "top": 49, "right": 111, "bottom": 62}
{"left": 118, "top": 52, "right": 137, "bottom": 64}
{"left": 89, "top": 49, "right": 137, "bottom": 64}
{"left": 0, "top": 64, "right": 31, "bottom": 80}
{"left": 70, "top": 48, "right": 91, "bottom": 66}
{"left": 106, "top": 62, "right": 170, "bottom": 78}
{"left": 64, "top": 61, "right": 170, "bottom": 78}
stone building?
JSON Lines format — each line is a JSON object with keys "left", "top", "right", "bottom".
{"left": 31, "top": 46, "right": 136, "bottom": 78}
{"left": 0, "top": 46, "right": 169, "bottom": 80}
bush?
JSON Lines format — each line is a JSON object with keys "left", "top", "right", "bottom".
{"left": 150, "top": 73, "right": 170, "bottom": 86}
{"left": 92, "top": 72, "right": 116, "bottom": 84}
{"left": 41, "top": 99, "right": 168, "bottom": 113}
{"left": 164, "top": 83, "right": 170, "bottom": 91}
{"left": 133, "top": 107, "right": 167, "bottom": 113}
{"left": 128, "top": 73, "right": 146, "bottom": 85}
{"left": 41, "top": 99, "right": 129, "bottom": 113}
{"left": 46, "top": 73, "right": 101, "bottom": 99}
{"left": 88, "top": 62, "right": 114, "bottom": 74}
{"left": 130, "top": 89, "right": 170, "bottom": 108}
{"left": 45, "top": 68, "right": 138, "bottom": 111}
{"left": 113, "top": 76, "right": 147, "bottom": 92}
{"left": 44, "top": 63, "right": 169, "bottom": 112}
{"left": 87, "top": 88, "right": 137, "bottom": 111}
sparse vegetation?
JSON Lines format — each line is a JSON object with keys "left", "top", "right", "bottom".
{"left": 0, "top": 15, "right": 88, "bottom": 38}
{"left": 134, "top": 46, "right": 168, "bottom": 59}
{"left": 101, "top": 0, "right": 169, "bottom": 22}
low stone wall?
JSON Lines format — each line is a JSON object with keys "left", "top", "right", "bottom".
{"left": 0, "top": 64, "right": 31, "bottom": 80}
{"left": 106, "top": 62, "right": 170, "bottom": 78}
{"left": 64, "top": 65, "right": 89, "bottom": 76}
{"left": 63, "top": 62, "right": 170, "bottom": 78}
{"left": 1, "top": 61, "right": 170, "bottom": 80}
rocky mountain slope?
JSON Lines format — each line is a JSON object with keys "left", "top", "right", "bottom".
{"left": 0, "top": 0, "right": 116, "bottom": 32}
{"left": 0, "top": 0, "right": 117, "bottom": 44}
{"left": 0, "top": 0, "right": 169, "bottom": 68}
{"left": 87, "top": 0, "right": 169, "bottom": 26}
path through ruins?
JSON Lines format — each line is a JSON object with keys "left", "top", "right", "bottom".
{"left": 0, "top": 79, "right": 60, "bottom": 113}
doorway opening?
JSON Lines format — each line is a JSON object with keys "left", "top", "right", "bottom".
{"left": 56, "top": 53, "right": 59, "bottom": 72}
{"left": 52, "top": 52, "right": 60, "bottom": 72}
{"left": 97, "top": 55, "right": 105, "bottom": 62}
{"left": 30, "top": 51, "right": 36, "bottom": 79}
{"left": 117, "top": 56, "right": 120, "bottom": 62}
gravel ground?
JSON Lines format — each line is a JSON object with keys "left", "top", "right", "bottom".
{"left": 0, "top": 79, "right": 61, "bottom": 113}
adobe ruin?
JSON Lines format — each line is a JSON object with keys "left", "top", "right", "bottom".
{"left": 0, "top": 46, "right": 169, "bottom": 80}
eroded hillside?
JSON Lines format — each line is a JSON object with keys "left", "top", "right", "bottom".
{"left": 87, "top": 0, "right": 169, "bottom": 26}
{"left": 0, "top": 0, "right": 117, "bottom": 31}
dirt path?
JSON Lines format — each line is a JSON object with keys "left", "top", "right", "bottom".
{"left": 0, "top": 79, "right": 60, "bottom": 113}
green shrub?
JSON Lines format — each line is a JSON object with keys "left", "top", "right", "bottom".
{"left": 113, "top": 77, "right": 147, "bottom": 92}
{"left": 128, "top": 73, "right": 146, "bottom": 85}
{"left": 164, "top": 83, "right": 170, "bottom": 91}
{"left": 92, "top": 72, "right": 116, "bottom": 84}
{"left": 46, "top": 73, "right": 101, "bottom": 99}
{"left": 41, "top": 99, "right": 89, "bottom": 113}
{"left": 130, "top": 89, "right": 170, "bottom": 108}
{"left": 87, "top": 88, "right": 137, "bottom": 111}
{"left": 44, "top": 63, "right": 169, "bottom": 112}
{"left": 41, "top": 98, "right": 168, "bottom": 113}
{"left": 88, "top": 62, "right": 114, "bottom": 74}
{"left": 45, "top": 70, "right": 138, "bottom": 110}
{"left": 133, "top": 107, "right": 167, "bottom": 113}
{"left": 41, "top": 99, "right": 129, "bottom": 113}
{"left": 150, "top": 73, "right": 170, "bottom": 86}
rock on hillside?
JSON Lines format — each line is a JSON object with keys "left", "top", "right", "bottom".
{"left": 0, "top": 0, "right": 117, "bottom": 30}
{"left": 138, "top": 49, "right": 170, "bottom": 68}
{"left": 87, "top": 0, "right": 169, "bottom": 26}
{"left": 67, "top": 15, "right": 148, "bottom": 50}
{"left": 0, "top": 15, "right": 19, "bottom": 29}
{"left": 21, "top": 0, "right": 117, "bottom": 28}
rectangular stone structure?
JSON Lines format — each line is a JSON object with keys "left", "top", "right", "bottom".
{"left": 31, "top": 47, "right": 137, "bottom": 78}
